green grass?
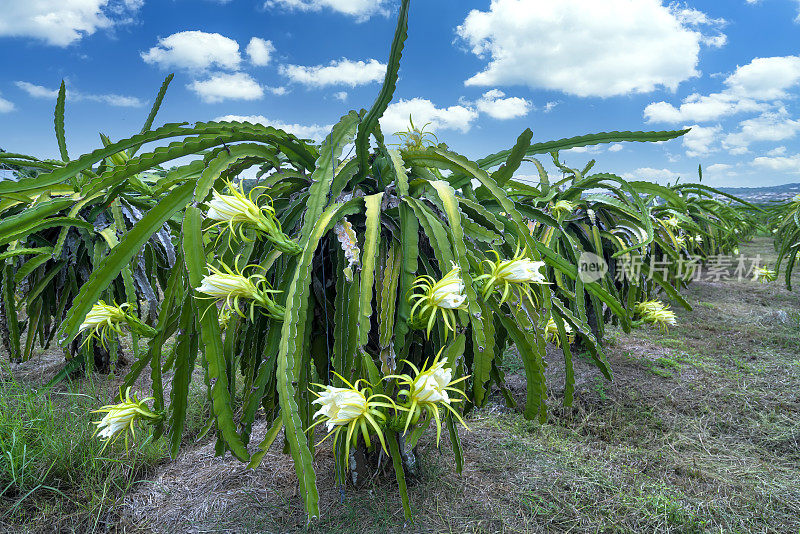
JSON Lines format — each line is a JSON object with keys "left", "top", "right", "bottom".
{"left": 0, "top": 357, "right": 216, "bottom": 533}
{"left": 2, "top": 237, "right": 799, "bottom": 533}
{"left": 0, "top": 370, "right": 169, "bottom": 531}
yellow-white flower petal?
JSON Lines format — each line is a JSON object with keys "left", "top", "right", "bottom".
{"left": 499, "top": 258, "right": 547, "bottom": 284}
{"left": 411, "top": 359, "right": 452, "bottom": 404}
{"left": 312, "top": 386, "right": 367, "bottom": 431}
{"left": 79, "top": 302, "right": 127, "bottom": 333}
{"left": 206, "top": 189, "right": 260, "bottom": 223}
{"left": 431, "top": 265, "right": 466, "bottom": 309}
{"left": 197, "top": 273, "right": 257, "bottom": 300}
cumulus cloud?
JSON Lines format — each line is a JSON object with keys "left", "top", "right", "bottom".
{"left": 701, "top": 163, "right": 738, "bottom": 181}
{"left": 246, "top": 37, "right": 275, "bottom": 66}
{"left": 334, "top": 91, "right": 348, "bottom": 101}
{"left": 15, "top": 80, "right": 145, "bottom": 107}
{"left": 608, "top": 144, "right": 624, "bottom": 152}
{"left": 644, "top": 93, "right": 765, "bottom": 123}
{"left": 215, "top": 114, "right": 333, "bottom": 141}
{"left": 751, "top": 153, "right": 800, "bottom": 173}
{"left": 722, "top": 109, "right": 800, "bottom": 152}
{"left": 266, "top": 86, "right": 288, "bottom": 96}
{"left": 377, "top": 91, "right": 542, "bottom": 136}
{"left": 645, "top": 56, "right": 800, "bottom": 123}
{"left": 263, "top": 0, "right": 389, "bottom": 21}
{"left": 724, "top": 56, "right": 800, "bottom": 100}
{"left": 705, "top": 163, "right": 732, "bottom": 173}
{"left": 140, "top": 31, "right": 287, "bottom": 103}
{"left": 380, "top": 98, "right": 479, "bottom": 135}
{"left": 189, "top": 72, "right": 264, "bottom": 103}
{"left": 0, "top": 0, "right": 142, "bottom": 46}
{"left": 456, "top": 0, "right": 724, "bottom": 97}
{"left": 565, "top": 145, "right": 604, "bottom": 155}
{"left": 0, "top": 94, "right": 14, "bottom": 113}
{"left": 622, "top": 167, "right": 682, "bottom": 185}
{"left": 475, "top": 89, "right": 531, "bottom": 120}
{"left": 142, "top": 31, "right": 242, "bottom": 71}
{"left": 682, "top": 124, "right": 722, "bottom": 157}
{"left": 279, "top": 58, "right": 386, "bottom": 88}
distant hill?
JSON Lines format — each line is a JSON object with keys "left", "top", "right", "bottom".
{"left": 715, "top": 183, "right": 800, "bottom": 203}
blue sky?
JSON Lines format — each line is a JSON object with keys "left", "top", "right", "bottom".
{"left": 1, "top": 0, "right": 799, "bottom": 187}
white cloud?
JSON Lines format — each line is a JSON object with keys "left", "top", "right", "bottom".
{"left": 543, "top": 101, "right": 559, "bottom": 113}
{"left": 334, "top": 91, "right": 348, "bottom": 101}
{"left": 0, "top": 94, "right": 14, "bottom": 113}
{"left": 81, "top": 93, "right": 144, "bottom": 106}
{"left": 263, "top": 0, "right": 389, "bottom": 21}
{"left": 279, "top": 58, "right": 386, "bottom": 88}
{"left": 608, "top": 144, "right": 623, "bottom": 152}
{"left": 0, "top": 0, "right": 142, "bottom": 46}
{"left": 706, "top": 163, "right": 731, "bottom": 173}
{"left": 566, "top": 145, "right": 603, "bottom": 155}
{"left": 475, "top": 89, "right": 531, "bottom": 120}
{"left": 189, "top": 73, "right": 264, "bottom": 103}
{"left": 644, "top": 93, "right": 765, "bottom": 123}
{"left": 672, "top": 6, "right": 725, "bottom": 26}
{"left": 267, "top": 86, "right": 288, "bottom": 96}
{"left": 246, "top": 37, "right": 275, "bottom": 66}
{"left": 622, "top": 167, "right": 682, "bottom": 184}
{"left": 722, "top": 110, "right": 800, "bottom": 152}
{"left": 701, "top": 34, "right": 727, "bottom": 48}
{"left": 456, "top": 0, "right": 723, "bottom": 98}
{"left": 702, "top": 162, "right": 739, "bottom": 181}
{"left": 15, "top": 80, "right": 144, "bottom": 107}
{"left": 380, "top": 98, "right": 479, "bottom": 135}
{"left": 682, "top": 124, "right": 722, "bottom": 157}
{"left": 140, "top": 32, "right": 288, "bottom": 103}
{"left": 751, "top": 153, "right": 800, "bottom": 173}
{"left": 215, "top": 114, "right": 333, "bottom": 141}
{"left": 644, "top": 56, "right": 800, "bottom": 123}
{"left": 15, "top": 81, "right": 59, "bottom": 99}
{"left": 767, "top": 146, "right": 787, "bottom": 156}
{"left": 672, "top": 6, "right": 727, "bottom": 47}
{"left": 142, "top": 31, "right": 242, "bottom": 71}
{"left": 724, "top": 56, "right": 800, "bottom": 100}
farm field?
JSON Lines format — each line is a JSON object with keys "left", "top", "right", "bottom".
{"left": 3, "top": 237, "right": 798, "bottom": 533}
{"left": 3, "top": 1, "right": 800, "bottom": 532}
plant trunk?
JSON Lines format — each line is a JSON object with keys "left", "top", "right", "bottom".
{"left": 0, "top": 289, "right": 12, "bottom": 360}
{"left": 346, "top": 431, "right": 420, "bottom": 487}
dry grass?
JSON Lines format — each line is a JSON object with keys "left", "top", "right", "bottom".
{"left": 3, "top": 237, "right": 799, "bottom": 533}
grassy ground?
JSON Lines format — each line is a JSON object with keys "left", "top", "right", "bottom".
{"left": 0, "top": 341, "right": 212, "bottom": 533}
{"left": 2, "top": 237, "right": 799, "bottom": 533}
{"left": 0, "top": 370, "right": 167, "bottom": 532}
